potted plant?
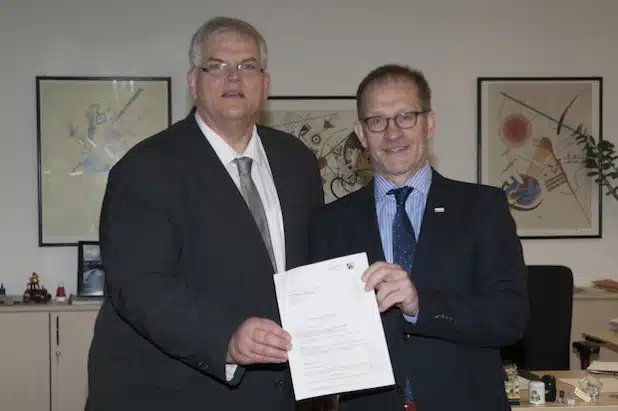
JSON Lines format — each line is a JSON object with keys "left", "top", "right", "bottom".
{"left": 572, "top": 124, "right": 618, "bottom": 201}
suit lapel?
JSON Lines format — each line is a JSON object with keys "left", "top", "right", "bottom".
{"left": 259, "top": 128, "right": 298, "bottom": 269}
{"left": 181, "top": 116, "right": 273, "bottom": 266}
{"left": 357, "top": 181, "right": 405, "bottom": 350}
{"left": 410, "top": 170, "right": 453, "bottom": 282}
{"left": 181, "top": 117, "right": 248, "bottom": 210}
{"left": 355, "top": 181, "right": 387, "bottom": 264}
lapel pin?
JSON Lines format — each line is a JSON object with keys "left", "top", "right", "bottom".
{"left": 434, "top": 207, "right": 445, "bottom": 213}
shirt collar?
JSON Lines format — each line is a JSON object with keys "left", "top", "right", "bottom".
{"left": 374, "top": 162, "right": 433, "bottom": 201}
{"left": 194, "top": 112, "right": 263, "bottom": 167}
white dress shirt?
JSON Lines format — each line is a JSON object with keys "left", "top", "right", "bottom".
{"left": 195, "top": 113, "right": 286, "bottom": 380}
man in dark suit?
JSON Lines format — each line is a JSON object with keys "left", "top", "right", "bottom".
{"left": 86, "top": 16, "right": 323, "bottom": 411}
{"left": 309, "top": 64, "right": 529, "bottom": 411}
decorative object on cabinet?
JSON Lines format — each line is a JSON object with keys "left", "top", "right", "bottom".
{"left": 477, "top": 77, "right": 602, "bottom": 239}
{"left": 77, "top": 241, "right": 104, "bottom": 297}
{"left": 36, "top": 76, "right": 172, "bottom": 246}
{"left": 0, "top": 283, "right": 13, "bottom": 305}
{"left": 55, "top": 283, "right": 67, "bottom": 302}
{"left": 23, "top": 272, "right": 52, "bottom": 304}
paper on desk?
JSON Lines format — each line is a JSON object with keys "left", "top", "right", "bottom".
{"left": 587, "top": 361, "right": 618, "bottom": 374}
{"left": 518, "top": 376, "right": 530, "bottom": 387}
{"left": 273, "top": 252, "right": 395, "bottom": 400}
{"left": 560, "top": 377, "right": 618, "bottom": 393}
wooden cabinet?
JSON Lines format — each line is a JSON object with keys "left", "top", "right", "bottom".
{"left": 50, "top": 310, "right": 99, "bottom": 411}
{"left": 0, "top": 312, "right": 50, "bottom": 411}
{"left": 0, "top": 288, "right": 616, "bottom": 411}
{"left": 0, "top": 304, "right": 100, "bottom": 411}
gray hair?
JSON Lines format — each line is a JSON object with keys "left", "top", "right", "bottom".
{"left": 188, "top": 17, "right": 268, "bottom": 70}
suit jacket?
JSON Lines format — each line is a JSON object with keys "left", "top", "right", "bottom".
{"left": 309, "top": 170, "right": 529, "bottom": 411}
{"left": 86, "top": 113, "right": 324, "bottom": 411}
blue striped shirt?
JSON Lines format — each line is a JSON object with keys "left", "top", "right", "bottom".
{"left": 374, "top": 162, "right": 432, "bottom": 322}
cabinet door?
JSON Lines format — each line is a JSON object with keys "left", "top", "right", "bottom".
{"left": 0, "top": 312, "right": 50, "bottom": 411}
{"left": 50, "top": 310, "right": 99, "bottom": 411}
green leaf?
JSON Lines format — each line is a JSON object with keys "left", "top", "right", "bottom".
{"left": 599, "top": 140, "right": 612, "bottom": 150}
{"left": 572, "top": 126, "right": 618, "bottom": 200}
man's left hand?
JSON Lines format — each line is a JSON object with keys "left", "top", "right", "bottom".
{"left": 362, "top": 261, "right": 419, "bottom": 316}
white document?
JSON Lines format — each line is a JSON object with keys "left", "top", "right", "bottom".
{"left": 587, "top": 361, "right": 618, "bottom": 374}
{"left": 273, "top": 252, "right": 395, "bottom": 400}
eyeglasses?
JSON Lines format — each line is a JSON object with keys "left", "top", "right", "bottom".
{"left": 198, "top": 61, "right": 264, "bottom": 77}
{"left": 361, "top": 110, "right": 428, "bottom": 133}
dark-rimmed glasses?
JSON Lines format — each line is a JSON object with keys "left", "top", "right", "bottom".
{"left": 361, "top": 110, "right": 428, "bottom": 132}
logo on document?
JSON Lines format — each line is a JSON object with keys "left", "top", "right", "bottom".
{"left": 346, "top": 262, "right": 355, "bottom": 270}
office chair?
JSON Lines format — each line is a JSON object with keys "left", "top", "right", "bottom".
{"left": 501, "top": 265, "right": 599, "bottom": 370}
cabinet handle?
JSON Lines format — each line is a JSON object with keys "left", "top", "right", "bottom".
{"left": 56, "top": 316, "right": 60, "bottom": 346}
{"left": 55, "top": 350, "right": 61, "bottom": 357}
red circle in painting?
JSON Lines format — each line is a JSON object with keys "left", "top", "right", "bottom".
{"left": 501, "top": 114, "right": 531, "bottom": 148}
{"left": 317, "top": 157, "right": 327, "bottom": 169}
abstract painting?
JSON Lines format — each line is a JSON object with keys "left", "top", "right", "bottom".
{"left": 261, "top": 96, "right": 372, "bottom": 204}
{"left": 477, "top": 77, "right": 602, "bottom": 238}
{"left": 36, "top": 76, "right": 171, "bottom": 245}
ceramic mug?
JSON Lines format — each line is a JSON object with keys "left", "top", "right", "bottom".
{"left": 529, "top": 381, "right": 546, "bottom": 404}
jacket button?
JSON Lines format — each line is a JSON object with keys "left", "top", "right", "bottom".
{"left": 273, "top": 379, "right": 283, "bottom": 388}
{"left": 401, "top": 333, "right": 412, "bottom": 342}
{"left": 197, "top": 361, "right": 207, "bottom": 369}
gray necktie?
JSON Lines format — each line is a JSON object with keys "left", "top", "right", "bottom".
{"left": 235, "top": 157, "right": 277, "bottom": 270}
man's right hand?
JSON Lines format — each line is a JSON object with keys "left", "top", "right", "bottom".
{"left": 227, "top": 317, "right": 292, "bottom": 365}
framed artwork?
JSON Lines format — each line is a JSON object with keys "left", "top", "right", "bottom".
{"left": 36, "top": 76, "right": 172, "bottom": 246}
{"left": 261, "top": 96, "right": 372, "bottom": 203}
{"left": 77, "top": 241, "right": 104, "bottom": 297}
{"left": 477, "top": 77, "right": 603, "bottom": 238}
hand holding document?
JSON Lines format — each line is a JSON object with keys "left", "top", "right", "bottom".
{"left": 273, "top": 252, "right": 395, "bottom": 400}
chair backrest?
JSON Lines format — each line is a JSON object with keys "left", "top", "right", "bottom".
{"left": 501, "top": 265, "right": 573, "bottom": 371}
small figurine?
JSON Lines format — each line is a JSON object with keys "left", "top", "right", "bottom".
{"left": 55, "top": 283, "right": 67, "bottom": 303}
{"left": 0, "top": 283, "right": 6, "bottom": 296}
{"left": 23, "top": 272, "right": 51, "bottom": 304}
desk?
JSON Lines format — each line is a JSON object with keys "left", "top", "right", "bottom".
{"left": 515, "top": 371, "right": 618, "bottom": 410}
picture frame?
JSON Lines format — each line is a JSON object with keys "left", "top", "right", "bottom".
{"left": 477, "top": 77, "right": 603, "bottom": 239}
{"left": 77, "top": 241, "right": 104, "bottom": 297}
{"left": 261, "top": 96, "right": 371, "bottom": 203}
{"left": 36, "top": 76, "right": 172, "bottom": 246}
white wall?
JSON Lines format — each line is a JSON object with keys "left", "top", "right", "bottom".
{"left": 1, "top": 0, "right": 617, "bottom": 295}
